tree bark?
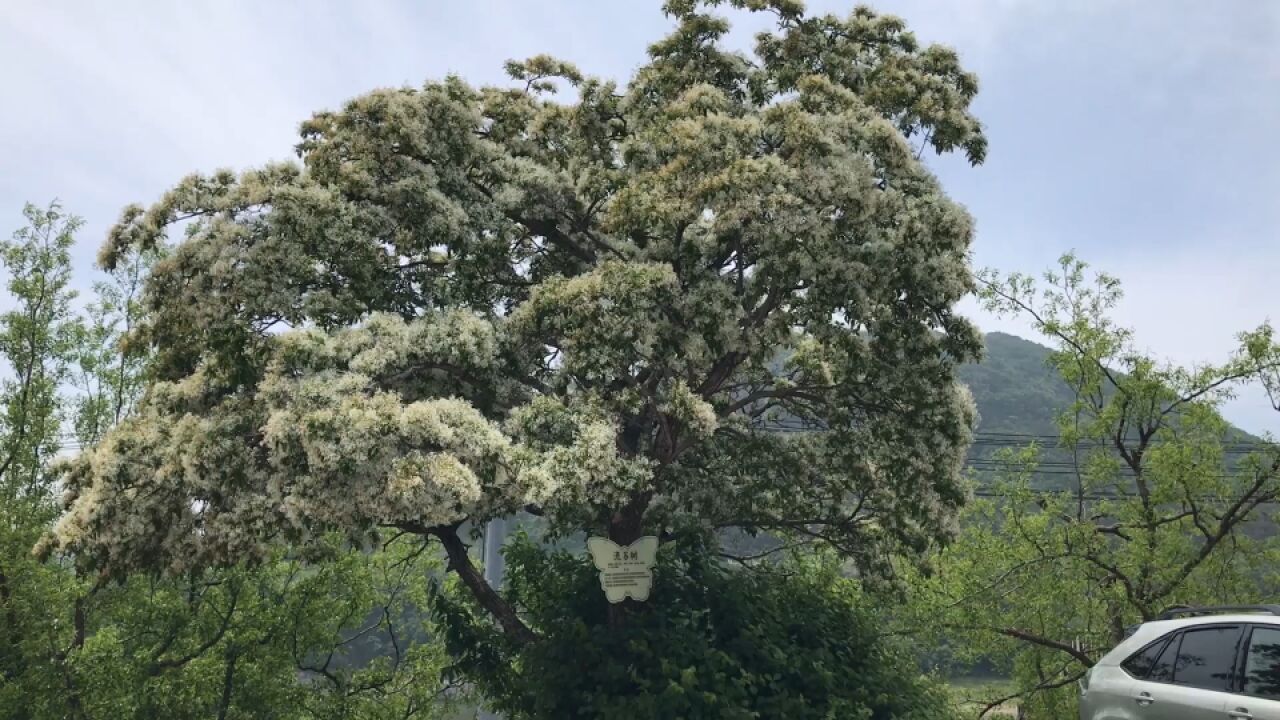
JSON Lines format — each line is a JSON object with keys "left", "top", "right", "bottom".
{"left": 606, "top": 492, "right": 654, "bottom": 629}
{"left": 73, "top": 595, "right": 86, "bottom": 650}
{"left": 433, "top": 526, "right": 536, "bottom": 644}
{"left": 216, "top": 650, "right": 239, "bottom": 720}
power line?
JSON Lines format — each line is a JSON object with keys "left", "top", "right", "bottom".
{"left": 755, "top": 423, "right": 1276, "bottom": 450}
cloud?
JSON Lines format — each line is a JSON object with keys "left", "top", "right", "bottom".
{"left": 963, "top": 242, "right": 1280, "bottom": 438}
{"left": 1, "top": 0, "right": 1276, "bottom": 436}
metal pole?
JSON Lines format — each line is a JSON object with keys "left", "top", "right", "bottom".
{"left": 477, "top": 516, "right": 508, "bottom": 720}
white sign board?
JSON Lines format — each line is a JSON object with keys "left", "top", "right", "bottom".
{"left": 586, "top": 536, "right": 658, "bottom": 603}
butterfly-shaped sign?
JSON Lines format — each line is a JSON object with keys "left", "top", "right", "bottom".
{"left": 586, "top": 536, "right": 659, "bottom": 603}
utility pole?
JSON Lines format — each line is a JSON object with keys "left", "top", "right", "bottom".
{"left": 477, "top": 516, "right": 508, "bottom": 720}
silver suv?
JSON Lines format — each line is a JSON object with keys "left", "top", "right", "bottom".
{"left": 1080, "top": 605, "right": 1280, "bottom": 719}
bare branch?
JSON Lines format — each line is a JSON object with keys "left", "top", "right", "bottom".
{"left": 975, "top": 664, "right": 1085, "bottom": 719}
{"left": 148, "top": 583, "right": 240, "bottom": 675}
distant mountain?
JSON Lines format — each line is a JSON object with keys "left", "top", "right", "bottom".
{"left": 958, "top": 332, "right": 1073, "bottom": 438}
{"left": 957, "top": 332, "right": 1260, "bottom": 485}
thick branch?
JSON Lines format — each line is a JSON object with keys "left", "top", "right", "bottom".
{"left": 522, "top": 218, "right": 595, "bottom": 264}
{"left": 430, "top": 525, "right": 537, "bottom": 644}
{"left": 1094, "top": 524, "right": 1133, "bottom": 542}
{"left": 697, "top": 351, "right": 745, "bottom": 397}
{"left": 216, "top": 649, "right": 239, "bottom": 720}
{"left": 1080, "top": 551, "right": 1149, "bottom": 620}
{"left": 1155, "top": 457, "right": 1280, "bottom": 598}
{"left": 993, "top": 626, "right": 1095, "bottom": 668}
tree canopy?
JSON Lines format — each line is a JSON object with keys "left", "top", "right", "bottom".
{"left": 45, "top": 0, "right": 987, "bottom": 657}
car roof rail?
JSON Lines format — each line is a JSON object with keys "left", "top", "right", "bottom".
{"left": 1157, "top": 605, "right": 1280, "bottom": 620}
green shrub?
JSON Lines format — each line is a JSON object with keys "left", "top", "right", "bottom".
{"left": 432, "top": 536, "right": 958, "bottom": 720}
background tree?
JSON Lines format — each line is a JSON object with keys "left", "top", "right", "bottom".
{"left": 0, "top": 206, "right": 460, "bottom": 720}
{"left": 0, "top": 202, "right": 79, "bottom": 514}
{"left": 69, "top": 238, "right": 157, "bottom": 446}
{"left": 0, "top": 202, "right": 82, "bottom": 698}
{"left": 904, "top": 254, "right": 1280, "bottom": 718}
{"left": 59, "top": 536, "right": 459, "bottom": 720}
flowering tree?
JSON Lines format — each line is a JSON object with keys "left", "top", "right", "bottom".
{"left": 46, "top": 0, "right": 985, "bottom": 668}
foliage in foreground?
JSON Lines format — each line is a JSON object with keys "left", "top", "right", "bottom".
{"left": 435, "top": 535, "right": 959, "bottom": 720}
{"left": 3, "top": 539, "right": 458, "bottom": 720}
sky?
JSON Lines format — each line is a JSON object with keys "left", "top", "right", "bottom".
{"left": 1, "top": 0, "right": 1277, "bottom": 435}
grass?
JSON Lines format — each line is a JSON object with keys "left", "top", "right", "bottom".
{"left": 947, "top": 677, "right": 1019, "bottom": 717}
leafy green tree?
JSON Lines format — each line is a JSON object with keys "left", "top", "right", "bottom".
{"left": 0, "top": 202, "right": 80, "bottom": 512}
{"left": 0, "top": 202, "right": 82, "bottom": 699}
{"left": 61, "top": 536, "right": 458, "bottom": 720}
{"left": 69, "top": 239, "right": 158, "bottom": 446}
{"left": 0, "top": 206, "right": 459, "bottom": 720}
{"left": 905, "top": 255, "right": 1280, "bottom": 718}
{"left": 44, "top": 1, "right": 989, "bottom": 714}
{"left": 8, "top": 534, "right": 459, "bottom": 720}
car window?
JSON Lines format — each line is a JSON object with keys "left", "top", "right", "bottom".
{"left": 1243, "top": 626, "right": 1280, "bottom": 698}
{"left": 1123, "top": 636, "right": 1170, "bottom": 678}
{"left": 1149, "top": 633, "right": 1178, "bottom": 683}
{"left": 1171, "top": 626, "right": 1241, "bottom": 692}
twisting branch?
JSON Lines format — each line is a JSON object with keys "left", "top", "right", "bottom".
{"left": 717, "top": 538, "right": 816, "bottom": 567}
{"left": 148, "top": 582, "right": 241, "bottom": 675}
{"left": 1160, "top": 364, "right": 1279, "bottom": 419}
{"left": 718, "top": 385, "right": 833, "bottom": 417}
{"left": 977, "top": 277, "right": 1131, "bottom": 401}
{"left": 1154, "top": 455, "right": 1280, "bottom": 599}
{"left": 697, "top": 351, "right": 745, "bottom": 398}
{"left": 423, "top": 523, "right": 537, "bottom": 644}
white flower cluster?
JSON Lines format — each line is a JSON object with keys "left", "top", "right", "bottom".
{"left": 656, "top": 379, "right": 718, "bottom": 439}
{"left": 46, "top": 313, "right": 538, "bottom": 573}
{"left": 57, "top": 2, "right": 995, "bottom": 580}
{"left": 260, "top": 376, "right": 511, "bottom": 531}
{"left": 508, "top": 397, "right": 655, "bottom": 523}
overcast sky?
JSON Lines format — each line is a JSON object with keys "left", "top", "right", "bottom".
{"left": 1, "top": 1, "right": 1277, "bottom": 435}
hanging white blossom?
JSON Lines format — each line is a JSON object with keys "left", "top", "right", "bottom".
{"left": 45, "top": 0, "right": 987, "bottom": 640}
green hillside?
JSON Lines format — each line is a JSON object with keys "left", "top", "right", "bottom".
{"left": 961, "top": 330, "right": 1259, "bottom": 434}
{"left": 958, "top": 331, "right": 1073, "bottom": 438}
